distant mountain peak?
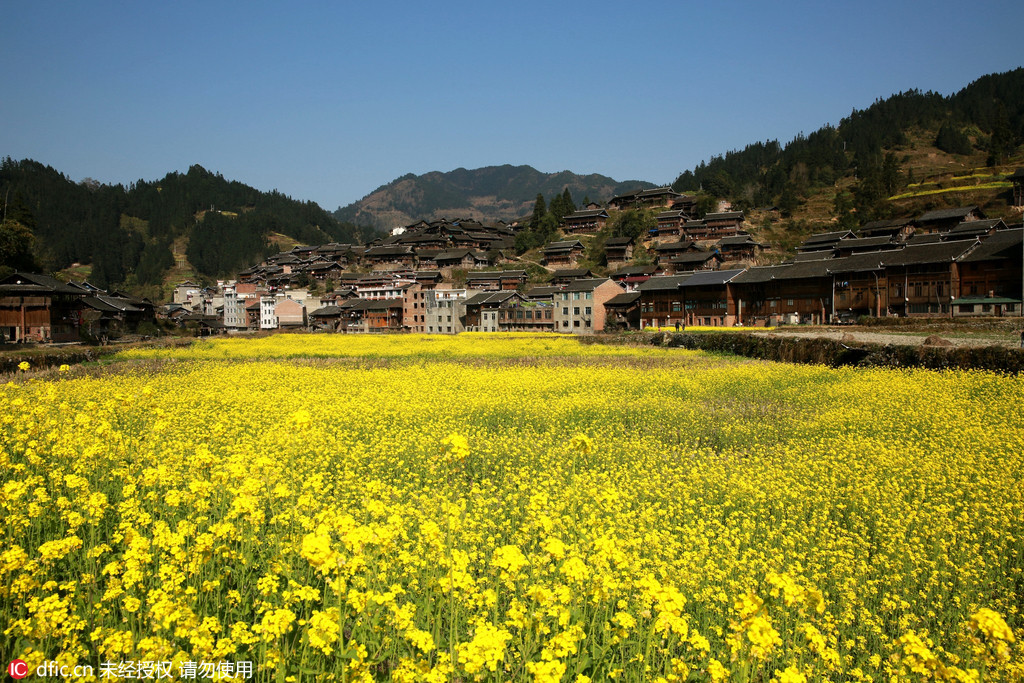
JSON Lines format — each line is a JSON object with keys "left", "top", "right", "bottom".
{"left": 334, "top": 165, "right": 656, "bottom": 231}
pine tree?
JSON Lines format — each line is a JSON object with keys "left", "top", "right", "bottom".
{"left": 530, "top": 193, "right": 547, "bottom": 230}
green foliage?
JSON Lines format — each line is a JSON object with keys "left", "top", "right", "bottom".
{"left": 0, "top": 218, "right": 38, "bottom": 272}
{"left": 986, "top": 102, "right": 1016, "bottom": 167}
{"left": 833, "top": 191, "right": 858, "bottom": 230}
{"left": 609, "top": 209, "right": 656, "bottom": 241}
{"left": 0, "top": 158, "right": 367, "bottom": 288}
{"left": 186, "top": 211, "right": 270, "bottom": 277}
{"left": 934, "top": 122, "right": 973, "bottom": 155}
{"left": 670, "top": 67, "right": 1024, "bottom": 211}
{"left": 530, "top": 193, "right": 547, "bottom": 230}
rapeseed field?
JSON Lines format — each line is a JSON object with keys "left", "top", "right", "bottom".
{"left": 1, "top": 333, "right": 1022, "bottom": 681}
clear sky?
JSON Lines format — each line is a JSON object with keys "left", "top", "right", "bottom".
{"left": 2, "top": 1, "right": 1022, "bottom": 211}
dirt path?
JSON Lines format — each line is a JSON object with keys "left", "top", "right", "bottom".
{"left": 752, "top": 328, "right": 1021, "bottom": 349}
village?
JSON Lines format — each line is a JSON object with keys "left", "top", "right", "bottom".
{"left": 2, "top": 178, "right": 1023, "bottom": 343}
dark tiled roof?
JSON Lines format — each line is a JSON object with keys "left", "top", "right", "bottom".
{"left": 917, "top": 206, "right": 979, "bottom": 223}
{"left": 564, "top": 278, "right": 618, "bottom": 293}
{"left": 564, "top": 209, "right": 608, "bottom": 219}
{"left": 802, "top": 230, "right": 855, "bottom": 245}
{"left": 548, "top": 269, "right": 592, "bottom": 279}
{"left": 611, "top": 265, "right": 661, "bottom": 277}
{"left": 717, "top": 234, "right": 760, "bottom": 247}
{"left": 704, "top": 211, "right": 744, "bottom": 221}
{"left": 464, "top": 292, "right": 517, "bottom": 306}
{"left": 365, "top": 246, "right": 414, "bottom": 257}
{"left": 669, "top": 252, "right": 720, "bottom": 265}
{"left": 959, "top": 228, "right": 1023, "bottom": 262}
{"left": 680, "top": 269, "right": 745, "bottom": 287}
{"left": 883, "top": 239, "right": 977, "bottom": 266}
{"left": 604, "top": 292, "right": 641, "bottom": 306}
{"left": 0, "top": 272, "right": 86, "bottom": 295}
{"left": 949, "top": 219, "right": 1004, "bottom": 234}
{"left": 837, "top": 236, "right": 899, "bottom": 250}
{"left": 309, "top": 305, "right": 344, "bottom": 317}
{"left": 524, "top": 286, "right": 561, "bottom": 299}
{"left": 638, "top": 274, "right": 693, "bottom": 291}
{"left": 605, "top": 236, "right": 635, "bottom": 246}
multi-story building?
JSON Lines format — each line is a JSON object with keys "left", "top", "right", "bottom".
{"left": 424, "top": 288, "right": 473, "bottom": 334}
{"left": 551, "top": 278, "right": 624, "bottom": 334}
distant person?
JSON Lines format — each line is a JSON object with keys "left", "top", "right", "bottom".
{"left": 675, "top": 321, "right": 680, "bottom": 332}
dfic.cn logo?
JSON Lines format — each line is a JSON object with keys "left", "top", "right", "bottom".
{"left": 8, "top": 659, "right": 29, "bottom": 679}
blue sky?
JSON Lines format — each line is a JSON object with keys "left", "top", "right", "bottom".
{"left": 2, "top": 1, "right": 1022, "bottom": 211}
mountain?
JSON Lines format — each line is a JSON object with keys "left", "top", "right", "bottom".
{"left": 670, "top": 68, "right": 1024, "bottom": 229}
{"left": 0, "top": 160, "right": 375, "bottom": 294}
{"left": 333, "top": 165, "right": 657, "bottom": 231}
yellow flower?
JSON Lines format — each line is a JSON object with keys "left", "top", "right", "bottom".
{"left": 772, "top": 665, "right": 807, "bottom": 683}
{"left": 492, "top": 545, "right": 529, "bottom": 576}
{"left": 456, "top": 623, "right": 511, "bottom": 675}
{"left": 307, "top": 608, "right": 340, "bottom": 654}
{"left": 255, "top": 608, "right": 296, "bottom": 642}
{"left": 971, "top": 608, "right": 1015, "bottom": 643}
{"left": 18, "top": 361, "right": 30, "bottom": 371}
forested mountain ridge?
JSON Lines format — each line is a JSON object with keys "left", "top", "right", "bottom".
{"left": 334, "top": 165, "right": 657, "bottom": 231}
{"left": 0, "top": 160, "right": 373, "bottom": 294}
{"left": 671, "top": 68, "right": 1024, "bottom": 226}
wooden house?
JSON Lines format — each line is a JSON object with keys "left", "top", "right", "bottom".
{"left": 702, "top": 211, "right": 745, "bottom": 238}
{"left": 561, "top": 209, "right": 609, "bottom": 235}
{"left": 0, "top": 273, "right": 87, "bottom": 342}
{"left": 915, "top": 206, "right": 984, "bottom": 234}
{"left": 637, "top": 275, "right": 693, "bottom": 329}
{"left": 1011, "top": 168, "right": 1024, "bottom": 206}
{"left": 717, "top": 234, "right": 768, "bottom": 261}
{"left": 652, "top": 211, "right": 688, "bottom": 242}
{"left": 543, "top": 241, "right": 585, "bottom": 268}
{"left": 602, "top": 291, "right": 641, "bottom": 330}
{"left": 465, "top": 270, "right": 528, "bottom": 291}
{"left": 955, "top": 228, "right": 1022, "bottom": 314}
{"left": 548, "top": 269, "right": 593, "bottom": 286}
{"left": 604, "top": 236, "right": 635, "bottom": 267}
{"left": 610, "top": 265, "right": 663, "bottom": 291}
{"left": 663, "top": 251, "right": 723, "bottom": 273}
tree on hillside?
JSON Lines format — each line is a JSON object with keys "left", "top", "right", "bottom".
{"left": 935, "top": 122, "right": 973, "bottom": 155}
{"left": 530, "top": 194, "right": 547, "bottom": 230}
{"left": 610, "top": 209, "right": 655, "bottom": 241}
{"left": 549, "top": 188, "right": 576, "bottom": 224}
{"left": 0, "top": 218, "right": 37, "bottom": 274}
{"left": 986, "top": 102, "right": 1015, "bottom": 166}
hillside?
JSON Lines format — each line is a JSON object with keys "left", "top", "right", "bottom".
{"left": 673, "top": 68, "right": 1024, "bottom": 245}
{"left": 334, "top": 165, "right": 657, "bottom": 231}
{"left": 0, "top": 160, "right": 375, "bottom": 298}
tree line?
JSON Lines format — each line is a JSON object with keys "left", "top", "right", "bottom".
{"left": 0, "top": 160, "right": 372, "bottom": 291}
{"left": 671, "top": 68, "right": 1024, "bottom": 223}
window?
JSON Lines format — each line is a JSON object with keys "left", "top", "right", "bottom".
{"left": 573, "top": 307, "right": 580, "bottom": 315}
{"left": 562, "top": 307, "right": 569, "bottom": 315}
{"left": 574, "top": 320, "right": 580, "bottom": 327}
{"left": 585, "top": 307, "right": 592, "bottom": 315}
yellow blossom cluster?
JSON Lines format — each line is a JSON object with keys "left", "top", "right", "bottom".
{"left": 0, "top": 333, "right": 1022, "bottom": 681}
